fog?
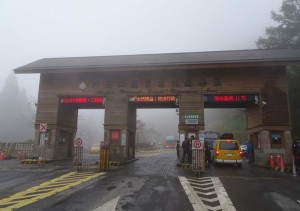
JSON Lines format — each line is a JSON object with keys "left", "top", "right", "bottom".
{"left": 0, "top": 0, "right": 282, "bottom": 143}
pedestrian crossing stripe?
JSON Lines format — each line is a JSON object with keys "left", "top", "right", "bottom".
{"left": 0, "top": 171, "right": 106, "bottom": 210}
{"left": 179, "top": 176, "right": 236, "bottom": 211}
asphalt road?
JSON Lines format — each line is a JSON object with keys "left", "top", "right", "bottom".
{"left": 0, "top": 149, "right": 300, "bottom": 211}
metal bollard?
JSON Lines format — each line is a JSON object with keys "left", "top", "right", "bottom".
{"left": 280, "top": 155, "right": 285, "bottom": 173}
{"left": 292, "top": 156, "right": 297, "bottom": 177}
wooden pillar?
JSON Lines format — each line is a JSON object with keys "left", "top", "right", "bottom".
{"left": 104, "top": 94, "right": 136, "bottom": 162}
{"left": 178, "top": 93, "right": 205, "bottom": 139}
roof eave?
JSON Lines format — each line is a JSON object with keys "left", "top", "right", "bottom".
{"left": 13, "top": 60, "right": 300, "bottom": 74}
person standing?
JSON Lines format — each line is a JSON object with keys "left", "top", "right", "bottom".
{"left": 181, "top": 137, "right": 189, "bottom": 163}
{"left": 188, "top": 136, "right": 195, "bottom": 164}
{"left": 205, "top": 143, "right": 211, "bottom": 167}
{"left": 246, "top": 140, "right": 253, "bottom": 163}
{"left": 292, "top": 139, "right": 300, "bottom": 166}
{"left": 176, "top": 140, "right": 180, "bottom": 160}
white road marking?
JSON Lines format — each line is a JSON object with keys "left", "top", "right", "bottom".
{"left": 296, "top": 199, "right": 300, "bottom": 204}
{"left": 179, "top": 176, "right": 236, "bottom": 211}
{"left": 93, "top": 196, "right": 120, "bottom": 211}
{"left": 211, "top": 177, "right": 236, "bottom": 211}
{"left": 179, "top": 176, "right": 208, "bottom": 211}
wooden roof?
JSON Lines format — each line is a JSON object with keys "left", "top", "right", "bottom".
{"left": 14, "top": 49, "right": 300, "bottom": 74}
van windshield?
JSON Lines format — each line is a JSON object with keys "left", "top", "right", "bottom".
{"left": 219, "top": 141, "right": 239, "bottom": 150}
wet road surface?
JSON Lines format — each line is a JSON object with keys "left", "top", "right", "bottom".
{"left": 0, "top": 149, "right": 300, "bottom": 210}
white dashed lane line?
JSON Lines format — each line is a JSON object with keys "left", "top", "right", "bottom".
{"left": 179, "top": 176, "right": 236, "bottom": 211}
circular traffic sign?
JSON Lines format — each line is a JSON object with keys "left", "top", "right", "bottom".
{"left": 193, "top": 140, "right": 201, "bottom": 149}
{"left": 74, "top": 138, "right": 83, "bottom": 147}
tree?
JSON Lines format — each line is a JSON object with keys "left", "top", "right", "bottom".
{"left": 0, "top": 73, "right": 35, "bottom": 142}
{"left": 256, "top": 0, "right": 300, "bottom": 138}
{"left": 256, "top": 0, "right": 300, "bottom": 50}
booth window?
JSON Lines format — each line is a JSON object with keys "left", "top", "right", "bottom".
{"left": 59, "top": 131, "right": 70, "bottom": 145}
{"left": 271, "top": 131, "right": 282, "bottom": 146}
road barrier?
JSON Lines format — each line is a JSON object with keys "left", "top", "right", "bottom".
{"left": 0, "top": 142, "right": 34, "bottom": 159}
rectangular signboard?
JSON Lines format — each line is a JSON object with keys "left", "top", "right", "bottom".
{"left": 111, "top": 130, "right": 120, "bottom": 141}
{"left": 39, "top": 132, "right": 48, "bottom": 146}
{"left": 204, "top": 94, "right": 259, "bottom": 102}
{"left": 60, "top": 97, "right": 103, "bottom": 104}
{"left": 192, "top": 149, "right": 204, "bottom": 171}
{"left": 185, "top": 119, "right": 199, "bottom": 124}
{"left": 73, "top": 147, "right": 83, "bottom": 167}
{"left": 129, "top": 96, "right": 176, "bottom": 103}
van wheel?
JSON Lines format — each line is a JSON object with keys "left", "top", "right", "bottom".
{"left": 237, "top": 163, "right": 242, "bottom": 168}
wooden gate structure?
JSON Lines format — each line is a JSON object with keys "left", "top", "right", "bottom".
{"left": 14, "top": 49, "right": 300, "bottom": 165}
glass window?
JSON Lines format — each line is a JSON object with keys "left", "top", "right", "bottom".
{"left": 219, "top": 141, "right": 239, "bottom": 150}
{"left": 271, "top": 132, "right": 282, "bottom": 145}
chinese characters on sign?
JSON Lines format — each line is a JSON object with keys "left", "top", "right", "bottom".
{"left": 129, "top": 96, "right": 176, "bottom": 103}
{"left": 214, "top": 95, "right": 247, "bottom": 101}
{"left": 60, "top": 97, "right": 103, "bottom": 104}
{"left": 204, "top": 94, "right": 259, "bottom": 102}
{"left": 91, "top": 78, "right": 222, "bottom": 90}
{"left": 192, "top": 140, "right": 204, "bottom": 172}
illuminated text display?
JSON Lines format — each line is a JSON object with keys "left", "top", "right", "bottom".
{"left": 60, "top": 97, "right": 103, "bottom": 104}
{"left": 129, "top": 96, "right": 176, "bottom": 103}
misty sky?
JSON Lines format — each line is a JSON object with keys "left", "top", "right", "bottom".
{"left": 0, "top": 0, "right": 283, "bottom": 141}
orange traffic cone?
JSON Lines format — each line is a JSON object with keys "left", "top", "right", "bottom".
{"left": 0, "top": 151, "right": 4, "bottom": 160}
{"left": 276, "top": 155, "right": 281, "bottom": 170}
{"left": 269, "top": 155, "right": 275, "bottom": 168}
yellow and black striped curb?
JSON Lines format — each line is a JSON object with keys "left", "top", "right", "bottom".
{"left": 96, "top": 159, "right": 138, "bottom": 166}
{"left": 176, "top": 163, "right": 192, "bottom": 168}
{"left": 20, "top": 159, "right": 48, "bottom": 165}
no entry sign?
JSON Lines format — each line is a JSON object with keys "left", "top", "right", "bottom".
{"left": 74, "top": 138, "right": 83, "bottom": 147}
{"left": 39, "top": 123, "right": 47, "bottom": 132}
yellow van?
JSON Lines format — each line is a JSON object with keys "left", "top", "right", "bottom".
{"left": 211, "top": 134, "right": 242, "bottom": 167}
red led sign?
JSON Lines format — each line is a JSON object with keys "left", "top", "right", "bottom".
{"left": 204, "top": 94, "right": 258, "bottom": 102}
{"left": 214, "top": 95, "right": 247, "bottom": 101}
{"left": 129, "top": 96, "right": 176, "bottom": 102}
{"left": 60, "top": 97, "right": 103, "bottom": 104}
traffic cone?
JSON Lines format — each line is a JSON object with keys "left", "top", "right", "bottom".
{"left": 276, "top": 155, "right": 281, "bottom": 170}
{"left": 0, "top": 151, "right": 4, "bottom": 160}
{"left": 269, "top": 155, "right": 275, "bottom": 169}
{"left": 280, "top": 156, "right": 285, "bottom": 173}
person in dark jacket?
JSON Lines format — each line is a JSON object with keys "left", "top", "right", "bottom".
{"left": 292, "top": 139, "right": 300, "bottom": 166}
{"left": 205, "top": 143, "right": 211, "bottom": 167}
{"left": 176, "top": 140, "right": 180, "bottom": 160}
{"left": 181, "top": 137, "right": 189, "bottom": 163}
{"left": 188, "top": 136, "right": 194, "bottom": 163}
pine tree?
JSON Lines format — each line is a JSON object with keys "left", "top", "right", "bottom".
{"left": 256, "top": 0, "right": 300, "bottom": 138}
{"left": 0, "top": 73, "right": 35, "bottom": 142}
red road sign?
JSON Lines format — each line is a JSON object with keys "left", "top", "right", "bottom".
{"left": 192, "top": 140, "right": 202, "bottom": 149}
{"left": 74, "top": 138, "right": 83, "bottom": 147}
{"left": 192, "top": 140, "right": 204, "bottom": 150}
{"left": 39, "top": 123, "right": 47, "bottom": 132}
